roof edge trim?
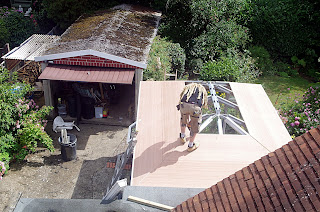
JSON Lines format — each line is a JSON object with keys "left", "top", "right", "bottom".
{"left": 34, "top": 49, "right": 147, "bottom": 69}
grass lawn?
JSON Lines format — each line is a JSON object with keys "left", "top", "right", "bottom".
{"left": 254, "top": 75, "right": 319, "bottom": 109}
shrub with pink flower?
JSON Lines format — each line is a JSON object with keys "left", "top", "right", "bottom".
{"left": 0, "top": 161, "right": 6, "bottom": 180}
{"left": 279, "top": 86, "right": 320, "bottom": 137}
{"left": 0, "top": 68, "right": 54, "bottom": 174}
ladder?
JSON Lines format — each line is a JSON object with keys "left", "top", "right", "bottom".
{"left": 101, "top": 122, "right": 137, "bottom": 203}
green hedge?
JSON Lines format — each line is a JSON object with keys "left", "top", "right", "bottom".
{"left": 0, "top": 6, "right": 38, "bottom": 48}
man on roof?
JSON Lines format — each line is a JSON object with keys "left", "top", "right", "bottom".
{"left": 177, "top": 83, "right": 208, "bottom": 152}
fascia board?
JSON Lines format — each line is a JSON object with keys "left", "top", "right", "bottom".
{"left": 34, "top": 49, "right": 147, "bottom": 69}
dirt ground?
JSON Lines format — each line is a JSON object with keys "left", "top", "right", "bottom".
{"left": 0, "top": 121, "right": 131, "bottom": 212}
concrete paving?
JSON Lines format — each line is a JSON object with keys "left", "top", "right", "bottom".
{"left": 14, "top": 186, "right": 204, "bottom": 211}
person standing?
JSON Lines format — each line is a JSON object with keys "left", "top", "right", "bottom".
{"left": 177, "top": 83, "right": 208, "bottom": 152}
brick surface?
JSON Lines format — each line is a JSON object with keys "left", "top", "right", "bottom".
{"left": 193, "top": 195, "right": 200, "bottom": 204}
{"left": 235, "top": 170, "right": 244, "bottom": 180}
{"left": 199, "top": 191, "right": 206, "bottom": 202}
{"left": 309, "top": 128, "right": 320, "bottom": 143}
{"left": 201, "top": 201, "right": 209, "bottom": 210}
{"left": 220, "top": 194, "right": 232, "bottom": 212}
{"left": 211, "top": 185, "right": 218, "bottom": 194}
{"left": 223, "top": 179, "right": 233, "bottom": 196}
{"left": 254, "top": 160, "right": 265, "bottom": 172}
{"left": 238, "top": 178, "right": 247, "bottom": 189}
{"left": 53, "top": 55, "right": 140, "bottom": 69}
{"left": 261, "top": 155, "right": 270, "bottom": 166}
{"left": 292, "top": 200, "right": 305, "bottom": 212}
{"left": 269, "top": 154, "right": 279, "bottom": 166}
{"left": 217, "top": 181, "right": 226, "bottom": 195}
{"left": 205, "top": 188, "right": 213, "bottom": 201}
{"left": 310, "top": 199, "right": 320, "bottom": 211}
{"left": 275, "top": 148, "right": 285, "bottom": 158}
{"left": 208, "top": 200, "right": 217, "bottom": 212}
{"left": 259, "top": 170, "right": 269, "bottom": 180}
{"left": 194, "top": 202, "right": 202, "bottom": 212}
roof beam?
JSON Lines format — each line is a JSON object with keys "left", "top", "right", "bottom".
{"left": 224, "top": 117, "right": 248, "bottom": 135}
{"left": 216, "top": 96, "right": 239, "bottom": 110}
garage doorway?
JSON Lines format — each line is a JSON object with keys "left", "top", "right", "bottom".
{"left": 50, "top": 80, "right": 135, "bottom": 126}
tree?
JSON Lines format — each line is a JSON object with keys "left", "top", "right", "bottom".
{"left": 248, "top": 0, "right": 320, "bottom": 58}
{"left": 144, "top": 36, "right": 186, "bottom": 80}
{"left": 159, "top": 0, "right": 252, "bottom": 73}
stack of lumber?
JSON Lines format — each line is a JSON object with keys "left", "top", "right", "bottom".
{"left": 17, "top": 61, "right": 41, "bottom": 85}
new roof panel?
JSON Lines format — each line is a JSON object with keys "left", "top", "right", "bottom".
{"left": 132, "top": 81, "right": 289, "bottom": 188}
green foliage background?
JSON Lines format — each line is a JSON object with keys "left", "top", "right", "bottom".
{"left": 144, "top": 36, "right": 186, "bottom": 80}
{"left": 0, "top": 7, "right": 38, "bottom": 48}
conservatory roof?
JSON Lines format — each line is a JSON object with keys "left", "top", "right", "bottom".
{"left": 38, "top": 4, "right": 161, "bottom": 65}
{"left": 1, "top": 34, "right": 60, "bottom": 61}
{"left": 131, "top": 81, "right": 291, "bottom": 188}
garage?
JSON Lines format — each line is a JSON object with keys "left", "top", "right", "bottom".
{"left": 33, "top": 5, "right": 161, "bottom": 125}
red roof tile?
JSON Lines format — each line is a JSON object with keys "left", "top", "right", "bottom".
{"left": 38, "top": 64, "right": 135, "bottom": 84}
{"left": 173, "top": 126, "right": 320, "bottom": 211}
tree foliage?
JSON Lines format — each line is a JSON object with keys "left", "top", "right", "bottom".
{"left": 159, "top": 0, "right": 252, "bottom": 74}
{"left": 200, "top": 49, "right": 260, "bottom": 82}
{"left": 42, "top": 0, "right": 117, "bottom": 30}
{"left": 248, "top": 0, "right": 320, "bottom": 58}
{"left": 144, "top": 36, "right": 186, "bottom": 80}
{"left": 0, "top": 6, "right": 38, "bottom": 47}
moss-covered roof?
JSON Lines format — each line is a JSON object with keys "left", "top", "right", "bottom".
{"left": 44, "top": 4, "right": 161, "bottom": 63}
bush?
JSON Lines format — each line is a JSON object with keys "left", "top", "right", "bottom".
{"left": 144, "top": 36, "right": 186, "bottom": 80}
{"left": 306, "top": 69, "right": 320, "bottom": 81}
{"left": 0, "top": 18, "right": 8, "bottom": 47}
{"left": 160, "top": 0, "right": 252, "bottom": 76}
{"left": 169, "top": 42, "right": 186, "bottom": 79}
{"left": 0, "top": 6, "right": 38, "bottom": 48}
{"left": 42, "top": 0, "right": 117, "bottom": 30}
{"left": 190, "top": 20, "right": 251, "bottom": 61}
{"left": 31, "top": 0, "right": 56, "bottom": 34}
{"left": 200, "top": 49, "right": 260, "bottom": 82}
{"left": 279, "top": 86, "right": 320, "bottom": 137}
{"left": 249, "top": 0, "right": 319, "bottom": 58}
{"left": 274, "top": 61, "right": 291, "bottom": 76}
{"left": 249, "top": 46, "right": 274, "bottom": 75}
{"left": 0, "top": 68, "right": 54, "bottom": 171}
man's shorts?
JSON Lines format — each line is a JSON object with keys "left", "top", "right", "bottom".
{"left": 180, "top": 102, "right": 202, "bottom": 135}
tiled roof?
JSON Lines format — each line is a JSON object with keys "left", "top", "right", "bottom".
{"left": 38, "top": 64, "right": 135, "bottom": 84}
{"left": 43, "top": 4, "right": 161, "bottom": 64}
{"left": 173, "top": 126, "right": 320, "bottom": 211}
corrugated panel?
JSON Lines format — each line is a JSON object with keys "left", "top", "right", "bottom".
{"left": 38, "top": 64, "right": 135, "bottom": 84}
{"left": 2, "top": 34, "right": 60, "bottom": 61}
